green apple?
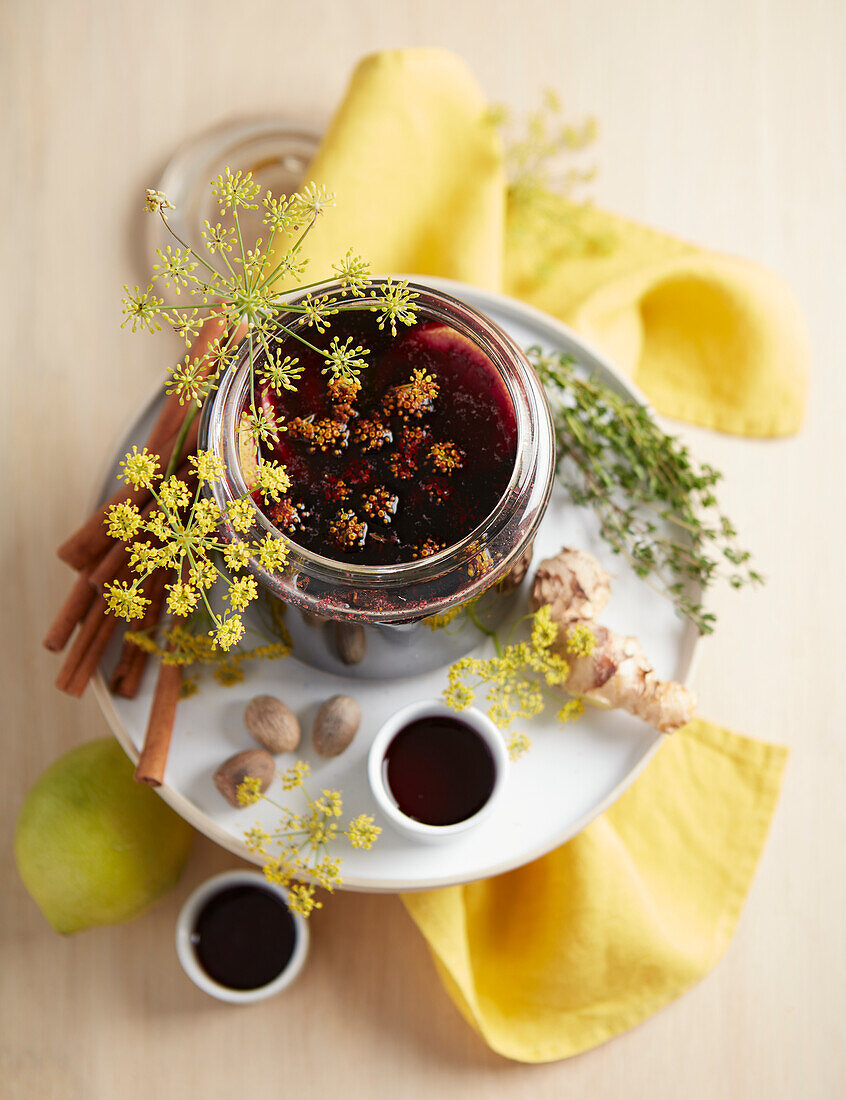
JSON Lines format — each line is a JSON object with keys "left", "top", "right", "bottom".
{"left": 15, "top": 737, "right": 194, "bottom": 934}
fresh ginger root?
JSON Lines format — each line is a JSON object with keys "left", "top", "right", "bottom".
{"left": 529, "top": 548, "right": 696, "bottom": 734}
{"left": 530, "top": 547, "right": 612, "bottom": 623}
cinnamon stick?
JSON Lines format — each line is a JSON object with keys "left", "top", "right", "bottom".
{"left": 57, "top": 310, "right": 244, "bottom": 571}
{"left": 176, "top": 409, "right": 200, "bottom": 464}
{"left": 43, "top": 569, "right": 96, "bottom": 652}
{"left": 57, "top": 423, "right": 178, "bottom": 571}
{"left": 109, "top": 570, "right": 168, "bottom": 698}
{"left": 140, "top": 313, "right": 243, "bottom": 460}
{"left": 56, "top": 320, "right": 216, "bottom": 572}
{"left": 132, "top": 313, "right": 219, "bottom": 456}
{"left": 58, "top": 413, "right": 200, "bottom": 573}
{"left": 45, "top": 486, "right": 160, "bottom": 658}
{"left": 55, "top": 595, "right": 110, "bottom": 693}
{"left": 63, "top": 611, "right": 120, "bottom": 698}
{"left": 56, "top": 558, "right": 170, "bottom": 696}
{"left": 146, "top": 314, "right": 228, "bottom": 448}
{"left": 51, "top": 455, "right": 197, "bottom": 696}
{"left": 135, "top": 659, "right": 183, "bottom": 786}
{"left": 58, "top": 480, "right": 157, "bottom": 572}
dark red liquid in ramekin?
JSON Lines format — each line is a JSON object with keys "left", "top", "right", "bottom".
{"left": 382, "top": 715, "right": 496, "bottom": 826}
{"left": 191, "top": 885, "right": 297, "bottom": 991}
{"left": 247, "top": 314, "right": 518, "bottom": 566}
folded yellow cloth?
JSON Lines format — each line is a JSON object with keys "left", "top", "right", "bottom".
{"left": 288, "top": 49, "right": 794, "bottom": 1060}
{"left": 286, "top": 48, "right": 807, "bottom": 436}
{"left": 403, "top": 720, "right": 786, "bottom": 1062}
{"left": 507, "top": 202, "right": 809, "bottom": 435}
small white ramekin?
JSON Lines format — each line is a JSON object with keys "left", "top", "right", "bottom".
{"left": 367, "top": 700, "right": 509, "bottom": 844}
{"left": 175, "top": 870, "right": 309, "bottom": 1003}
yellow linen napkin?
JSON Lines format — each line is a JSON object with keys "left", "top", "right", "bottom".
{"left": 284, "top": 48, "right": 794, "bottom": 1060}
{"left": 285, "top": 49, "right": 505, "bottom": 290}
{"left": 283, "top": 48, "right": 807, "bottom": 436}
{"left": 506, "top": 202, "right": 809, "bottom": 435}
{"left": 402, "top": 720, "right": 787, "bottom": 1062}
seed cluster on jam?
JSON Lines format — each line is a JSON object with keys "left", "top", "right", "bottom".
{"left": 250, "top": 319, "right": 518, "bottom": 567}
{"left": 272, "top": 367, "right": 465, "bottom": 558}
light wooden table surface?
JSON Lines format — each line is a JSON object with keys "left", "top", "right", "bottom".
{"left": 3, "top": 1, "right": 844, "bottom": 1096}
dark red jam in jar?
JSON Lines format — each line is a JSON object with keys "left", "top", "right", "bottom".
{"left": 243, "top": 313, "right": 518, "bottom": 566}
{"left": 383, "top": 715, "right": 496, "bottom": 826}
{"left": 201, "top": 280, "right": 555, "bottom": 632}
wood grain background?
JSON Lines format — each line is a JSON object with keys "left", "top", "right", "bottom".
{"left": 2, "top": 0, "right": 844, "bottom": 1096}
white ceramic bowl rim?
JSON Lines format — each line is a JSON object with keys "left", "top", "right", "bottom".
{"left": 175, "top": 870, "right": 309, "bottom": 1004}
{"left": 367, "top": 700, "right": 510, "bottom": 840}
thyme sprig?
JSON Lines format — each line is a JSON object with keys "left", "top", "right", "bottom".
{"left": 530, "top": 347, "right": 763, "bottom": 633}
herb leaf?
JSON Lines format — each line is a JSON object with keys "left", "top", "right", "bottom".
{"left": 530, "top": 347, "right": 763, "bottom": 633}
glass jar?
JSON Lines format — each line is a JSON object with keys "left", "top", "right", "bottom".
{"left": 198, "top": 281, "right": 555, "bottom": 679}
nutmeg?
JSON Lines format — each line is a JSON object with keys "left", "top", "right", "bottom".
{"left": 312, "top": 695, "right": 361, "bottom": 757}
{"left": 334, "top": 622, "right": 366, "bottom": 665}
{"left": 214, "top": 748, "right": 275, "bottom": 808}
{"left": 243, "top": 695, "right": 300, "bottom": 753}
{"left": 301, "top": 609, "right": 330, "bottom": 628}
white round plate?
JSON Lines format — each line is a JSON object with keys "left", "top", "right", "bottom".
{"left": 94, "top": 277, "right": 699, "bottom": 892}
